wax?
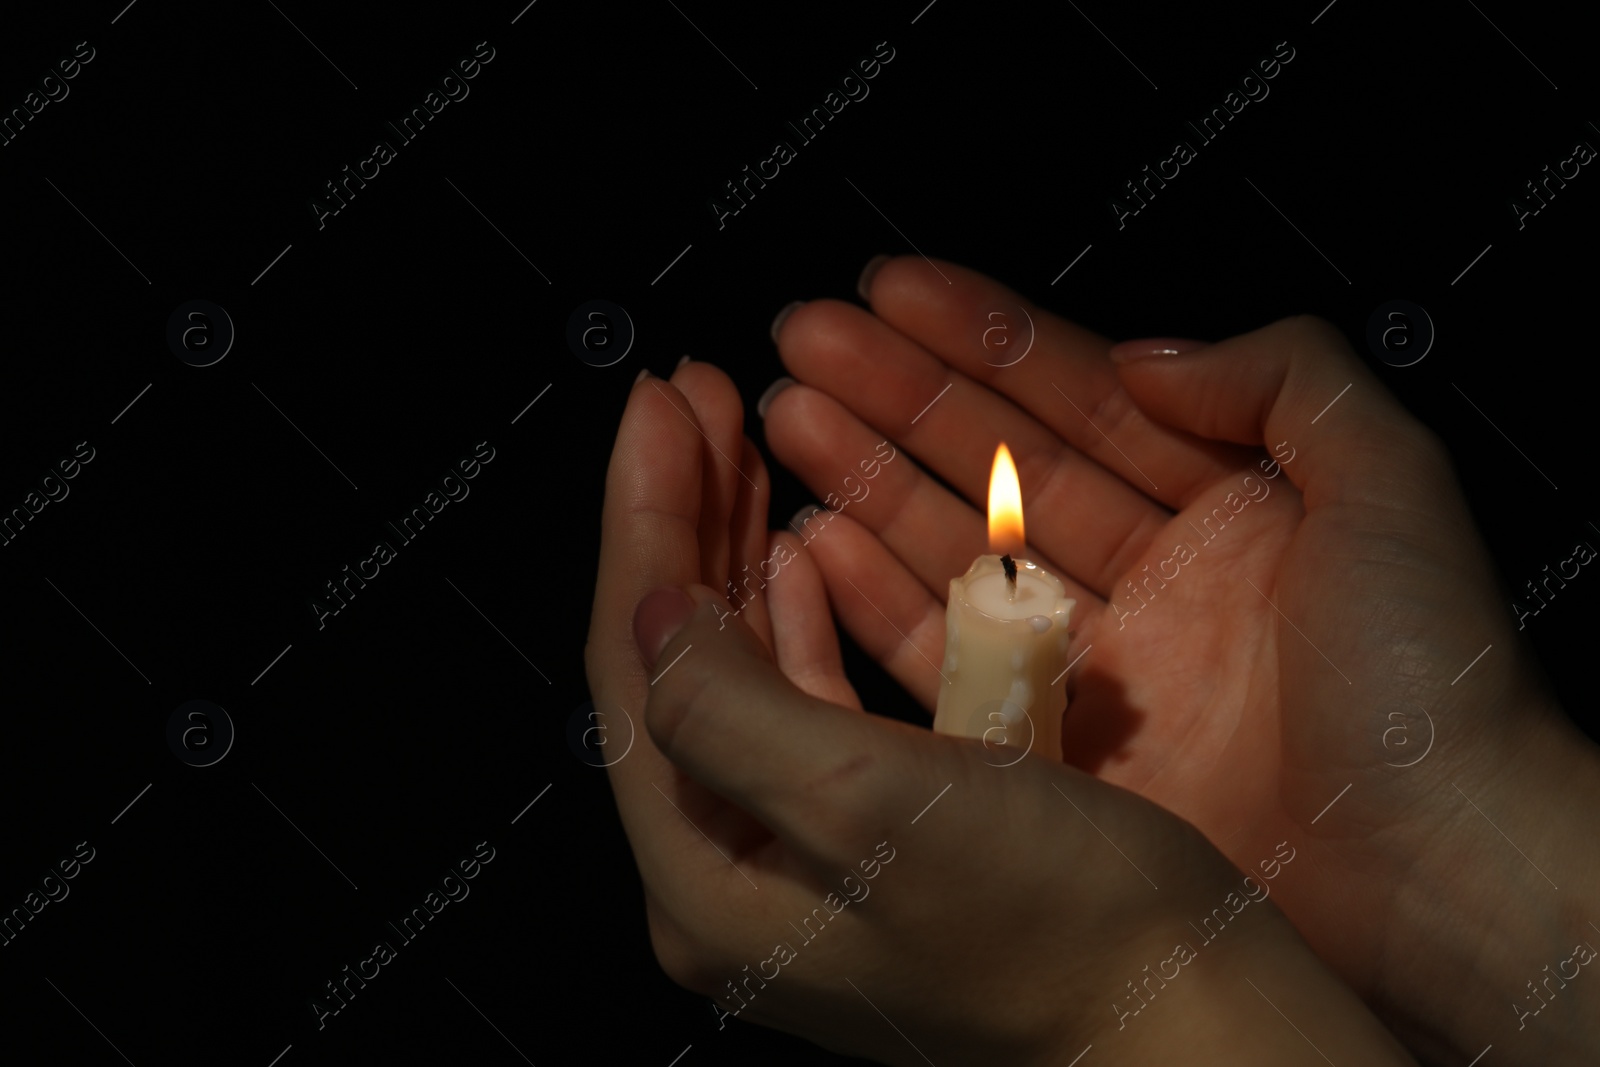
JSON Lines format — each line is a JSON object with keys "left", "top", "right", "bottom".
{"left": 933, "top": 553, "right": 1074, "bottom": 762}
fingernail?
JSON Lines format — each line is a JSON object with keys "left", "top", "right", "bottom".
{"left": 756, "top": 376, "right": 796, "bottom": 418}
{"left": 857, "top": 254, "right": 890, "bottom": 302}
{"left": 676, "top": 355, "right": 691, "bottom": 369}
{"left": 789, "top": 502, "right": 829, "bottom": 532}
{"left": 634, "top": 586, "right": 696, "bottom": 670}
{"left": 770, "top": 300, "right": 804, "bottom": 345}
{"left": 635, "top": 366, "right": 653, "bottom": 384}
{"left": 1109, "top": 338, "right": 1210, "bottom": 363}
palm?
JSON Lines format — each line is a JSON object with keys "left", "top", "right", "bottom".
{"left": 1063, "top": 485, "right": 1299, "bottom": 843}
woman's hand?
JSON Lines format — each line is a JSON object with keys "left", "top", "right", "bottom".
{"left": 584, "top": 361, "right": 1418, "bottom": 1065}
{"left": 761, "top": 256, "right": 1600, "bottom": 1062}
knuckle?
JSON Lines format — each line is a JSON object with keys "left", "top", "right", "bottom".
{"left": 647, "top": 910, "right": 716, "bottom": 994}
{"left": 1287, "top": 314, "right": 1353, "bottom": 360}
{"left": 799, "top": 751, "right": 895, "bottom": 851}
{"left": 1082, "top": 378, "right": 1129, "bottom": 432}
{"left": 1401, "top": 419, "right": 1455, "bottom": 480}
{"left": 644, "top": 602, "right": 741, "bottom": 757}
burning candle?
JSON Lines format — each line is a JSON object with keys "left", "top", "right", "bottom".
{"left": 932, "top": 443, "right": 1075, "bottom": 762}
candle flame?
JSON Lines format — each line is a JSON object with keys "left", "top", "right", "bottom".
{"left": 987, "top": 442, "right": 1025, "bottom": 557}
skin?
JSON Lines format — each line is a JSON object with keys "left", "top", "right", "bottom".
{"left": 761, "top": 256, "right": 1600, "bottom": 1063}
{"left": 585, "top": 256, "right": 1600, "bottom": 1063}
{"left": 586, "top": 379, "right": 1412, "bottom": 1064}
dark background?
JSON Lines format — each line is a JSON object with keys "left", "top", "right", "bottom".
{"left": 0, "top": 1, "right": 1591, "bottom": 1064}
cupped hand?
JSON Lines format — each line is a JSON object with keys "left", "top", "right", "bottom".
{"left": 761, "top": 256, "right": 1597, "bottom": 1057}
{"left": 581, "top": 362, "right": 1417, "bottom": 1065}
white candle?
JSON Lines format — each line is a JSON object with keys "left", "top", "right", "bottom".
{"left": 933, "top": 444, "right": 1075, "bottom": 762}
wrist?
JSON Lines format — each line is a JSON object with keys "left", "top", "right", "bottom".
{"left": 1069, "top": 883, "right": 1416, "bottom": 1065}
{"left": 1374, "top": 699, "right": 1600, "bottom": 1064}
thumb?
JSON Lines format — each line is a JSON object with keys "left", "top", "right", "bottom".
{"left": 1110, "top": 317, "right": 1540, "bottom": 744}
{"left": 633, "top": 584, "right": 914, "bottom": 859}
{"left": 1109, "top": 315, "right": 1447, "bottom": 507}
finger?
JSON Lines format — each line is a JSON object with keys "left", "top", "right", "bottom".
{"left": 855, "top": 255, "right": 1261, "bottom": 509}
{"left": 762, "top": 529, "right": 862, "bottom": 710}
{"left": 635, "top": 582, "right": 939, "bottom": 865}
{"left": 768, "top": 301, "right": 1158, "bottom": 596}
{"left": 665, "top": 359, "right": 752, "bottom": 589}
{"left": 586, "top": 374, "right": 726, "bottom": 849}
{"left": 726, "top": 437, "right": 774, "bottom": 653}
{"left": 790, "top": 507, "right": 951, "bottom": 713}
{"left": 764, "top": 379, "right": 1105, "bottom": 606}
{"left": 765, "top": 379, "right": 982, "bottom": 596}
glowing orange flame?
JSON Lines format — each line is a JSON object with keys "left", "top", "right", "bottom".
{"left": 987, "top": 442, "right": 1025, "bottom": 557}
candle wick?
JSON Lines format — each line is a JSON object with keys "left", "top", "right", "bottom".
{"left": 1001, "top": 553, "right": 1017, "bottom": 600}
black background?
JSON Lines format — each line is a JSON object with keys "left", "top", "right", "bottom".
{"left": 0, "top": 1, "right": 1592, "bottom": 1064}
